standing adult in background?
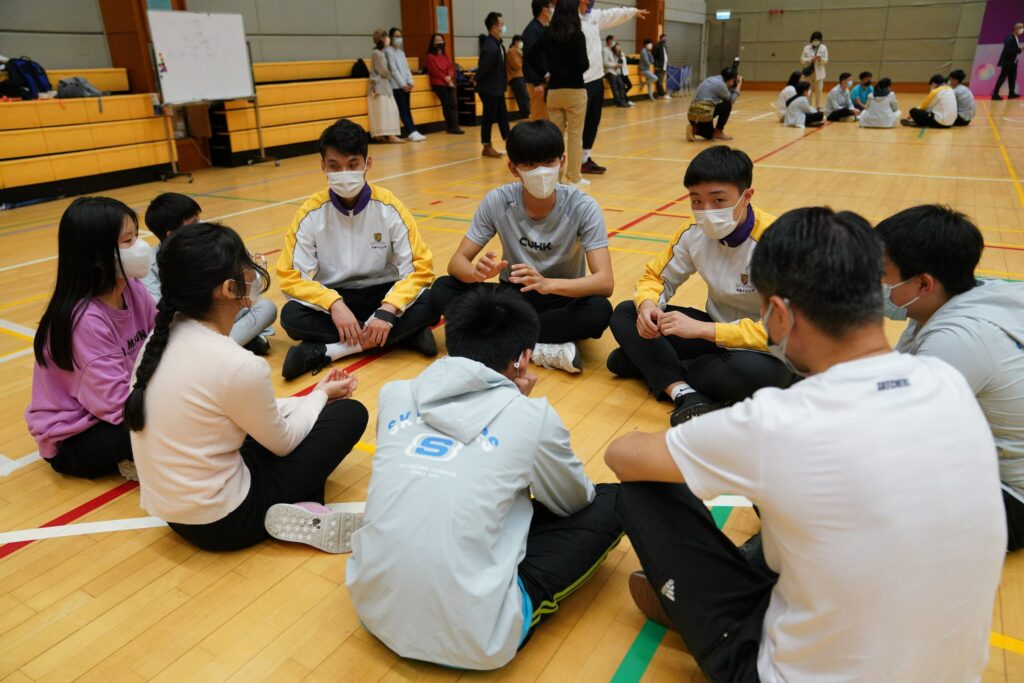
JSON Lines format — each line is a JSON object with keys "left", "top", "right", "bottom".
{"left": 424, "top": 33, "right": 464, "bottom": 135}
{"left": 579, "top": 0, "right": 648, "bottom": 176}
{"left": 800, "top": 31, "right": 828, "bottom": 110}
{"left": 385, "top": 28, "right": 425, "bottom": 142}
{"left": 992, "top": 22, "right": 1023, "bottom": 100}
{"left": 522, "top": 0, "right": 553, "bottom": 121}
{"left": 507, "top": 34, "right": 531, "bottom": 117}
{"left": 687, "top": 67, "right": 741, "bottom": 141}
{"left": 640, "top": 38, "right": 658, "bottom": 101}
{"left": 652, "top": 33, "right": 670, "bottom": 100}
{"left": 603, "top": 36, "right": 630, "bottom": 108}
{"left": 368, "top": 29, "right": 404, "bottom": 144}
{"left": 477, "top": 12, "right": 511, "bottom": 159}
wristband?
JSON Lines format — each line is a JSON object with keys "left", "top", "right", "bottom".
{"left": 373, "top": 309, "right": 399, "bottom": 325}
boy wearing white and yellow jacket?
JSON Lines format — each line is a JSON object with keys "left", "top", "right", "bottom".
{"left": 277, "top": 119, "right": 439, "bottom": 380}
{"left": 607, "top": 147, "right": 794, "bottom": 426}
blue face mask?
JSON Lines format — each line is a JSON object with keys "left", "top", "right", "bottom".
{"left": 881, "top": 277, "right": 920, "bottom": 321}
{"left": 762, "top": 300, "right": 808, "bottom": 378}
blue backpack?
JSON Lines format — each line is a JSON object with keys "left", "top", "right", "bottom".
{"left": 4, "top": 57, "right": 51, "bottom": 100}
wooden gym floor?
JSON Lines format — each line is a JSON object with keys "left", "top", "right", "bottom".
{"left": 0, "top": 92, "right": 1022, "bottom": 681}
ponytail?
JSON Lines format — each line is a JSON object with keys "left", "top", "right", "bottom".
{"left": 123, "top": 300, "right": 175, "bottom": 431}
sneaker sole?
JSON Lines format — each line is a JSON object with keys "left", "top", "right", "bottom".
{"left": 264, "top": 504, "right": 362, "bottom": 554}
{"left": 628, "top": 572, "right": 674, "bottom": 630}
{"left": 669, "top": 401, "right": 725, "bottom": 427}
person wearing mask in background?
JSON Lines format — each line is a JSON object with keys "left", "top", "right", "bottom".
{"left": 603, "top": 36, "right": 630, "bottom": 108}
{"left": 522, "top": 0, "right": 553, "bottom": 121}
{"left": 26, "top": 197, "right": 156, "bottom": 481}
{"left": 859, "top": 77, "right": 900, "bottom": 128}
{"left": 579, "top": 0, "right": 648, "bottom": 176}
{"left": 616, "top": 43, "right": 633, "bottom": 99}
{"left": 850, "top": 71, "right": 873, "bottom": 112}
{"left": 424, "top": 33, "right": 464, "bottom": 135}
{"left": 368, "top": 29, "right": 404, "bottom": 144}
{"left": 385, "top": 28, "right": 425, "bottom": 142}
{"left": 477, "top": 12, "right": 511, "bottom": 158}
{"left": 774, "top": 71, "right": 802, "bottom": 122}
{"left": 992, "top": 22, "right": 1023, "bottom": 100}
{"left": 639, "top": 38, "right": 658, "bottom": 101}
{"left": 507, "top": 34, "right": 531, "bottom": 117}
{"left": 824, "top": 71, "right": 857, "bottom": 122}
{"left": 783, "top": 81, "right": 825, "bottom": 128}
{"left": 526, "top": 0, "right": 591, "bottom": 189}
{"left": 276, "top": 119, "right": 439, "bottom": 380}
{"left": 948, "top": 69, "right": 975, "bottom": 126}
{"left": 687, "top": 67, "right": 742, "bottom": 142}
{"left": 800, "top": 31, "right": 828, "bottom": 110}
{"left": 652, "top": 33, "right": 670, "bottom": 100}
{"left": 901, "top": 74, "right": 957, "bottom": 128}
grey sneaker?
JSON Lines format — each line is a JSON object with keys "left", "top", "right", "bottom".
{"left": 264, "top": 503, "right": 364, "bottom": 553}
{"left": 533, "top": 342, "right": 582, "bottom": 374}
{"left": 118, "top": 460, "right": 139, "bottom": 482}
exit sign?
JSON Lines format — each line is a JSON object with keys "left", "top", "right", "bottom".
{"left": 716, "top": 10, "right": 732, "bottom": 19}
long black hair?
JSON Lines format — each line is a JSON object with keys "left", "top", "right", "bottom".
{"left": 427, "top": 32, "right": 445, "bottom": 55}
{"left": 785, "top": 70, "right": 802, "bottom": 88}
{"left": 123, "top": 222, "right": 269, "bottom": 431}
{"left": 34, "top": 196, "right": 138, "bottom": 371}
{"left": 549, "top": 0, "right": 582, "bottom": 42}
{"left": 786, "top": 80, "right": 811, "bottom": 107}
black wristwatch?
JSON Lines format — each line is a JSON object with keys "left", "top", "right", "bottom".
{"left": 373, "top": 308, "right": 399, "bottom": 325}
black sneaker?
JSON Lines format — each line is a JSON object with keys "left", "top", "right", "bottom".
{"left": 400, "top": 325, "right": 438, "bottom": 357}
{"left": 992, "top": 94, "right": 1004, "bottom": 101}
{"left": 282, "top": 341, "right": 329, "bottom": 380}
{"left": 627, "top": 571, "right": 674, "bottom": 630}
{"left": 581, "top": 159, "right": 607, "bottom": 174}
{"left": 606, "top": 348, "right": 642, "bottom": 378}
{"left": 899, "top": 119, "right": 916, "bottom": 127}
{"left": 669, "top": 392, "right": 727, "bottom": 426}
{"left": 243, "top": 335, "right": 271, "bottom": 356}
{"left": 1010, "top": 93, "right": 1020, "bottom": 99}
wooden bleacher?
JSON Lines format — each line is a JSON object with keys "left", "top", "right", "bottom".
{"left": 0, "top": 67, "right": 131, "bottom": 93}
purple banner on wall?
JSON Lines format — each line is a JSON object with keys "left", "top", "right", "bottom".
{"left": 968, "top": 0, "right": 1022, "bottom": 97}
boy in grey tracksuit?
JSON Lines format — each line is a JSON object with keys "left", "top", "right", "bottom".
{"left": 346, "top": 287, "right": 621, "bottom": 670}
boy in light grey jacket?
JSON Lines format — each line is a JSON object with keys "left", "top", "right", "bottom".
{"left": 385, "top": 27, "right": 425, "bottom": 141}
{"left": 877, "top": 204, "right": 1024, "bottom": 551}
{"left": 346, "top": 287, "right": 621, "bottom": 670}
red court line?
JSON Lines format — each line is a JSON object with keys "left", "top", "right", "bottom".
{"left": 989, "top": 243, "right": 1024, "bottom": 252}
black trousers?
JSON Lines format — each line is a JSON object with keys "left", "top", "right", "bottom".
{"left": 954, "top": 115, "right": 971, "bottom": 127}
{"left": 618, "top": 482, "right": 776, "bottom": 683}
{"left": 826, "top": 107, "right": 855, "bottom": 121}
{"left": 908, "top": 108, "right": 951, "bottom": 128}
{"left": 48, "top": 420, "right": 133, "bottom": 478}
{"left": 480, "top": 94, "right": 510, "bottom": 145}
{"left": 280, "top": 281, "right": 439, "bottom": 345}
{"left": 582, "top": 79, "right": 605, "bottom": 150}
{"left": 692, "top": 101, "right": 732, "bottom": 139}
{"left": 168, "top": 399, "right": 369, "bottom": 552}
{"left": 655, "top": 68, "right": 667, "bottom": 97}
{"left": 609, "top": 301, "right": 794, "bottom": 401}
{"left": 432, "top": 85, "right": 460, "bottom": 131}
{"left": 392, "top": 88, "right": 418, "bottom": 137}
{"left": 510, "top": 76, "right": 531, "bottom": 116}
{"left": 430, "top": 276, "right": 612, "bottom": 344}
{"left": 993, "top": 61, "right": 1019, "bottom": 97}
{"left": 519, "top": 483, "right": 623, "bottom": 634}
{"left": 804, "top": 111, "right": 824, "bottom": 126}
{"left": 606, "top": 73, "right": 628, "bottom": 106}
{"left": 1005, "top": 488, "right": 1024, "bottom": 552}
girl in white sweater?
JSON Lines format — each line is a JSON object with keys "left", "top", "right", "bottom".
{"left": 784, "top": 81, "right": 825, "bottom": 128}
{"left": 125, "top": 223, "right": 369, "bottom": 553}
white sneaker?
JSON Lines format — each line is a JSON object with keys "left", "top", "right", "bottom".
{"left": 533, "top": 342, "right": 582, "bottom": 374}
{"left": 264, "top": 503, "right": 364, "bottom": 553}
{"left": 408, "top": 131, "right": 427, "bottom": 142}
{"left": 570, "top": 178, "right": 591, "bottom": 190}
{"left": 662, "top": 95, "right": 672, "bottom": 100}
{"left": 627, "top": 101, "right": 635, "bottom": 107}
{"left": 118, "top": 460, "right": 138, "bottom": 481}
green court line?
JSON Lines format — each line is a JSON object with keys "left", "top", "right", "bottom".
{"left": 186, "top": 192, "right": 303, "bottom": 206}
{"left": 610, "top": 505, "right": 734, "bottom": 681}
{"left": 918, "top": 127, "right": 926, "bottom": 139}
{"left": 613, "top": 233, "right": 671, "bottom": 244}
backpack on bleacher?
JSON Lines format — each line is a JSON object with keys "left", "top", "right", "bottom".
{"left": 350, "top": 58, "right": 369, "bottom": 79}
{"left": 3, "top": 57, "right": 51, "bottom": 100}
{"left": 57, "top": 77, "right": 101, "bottom": 99}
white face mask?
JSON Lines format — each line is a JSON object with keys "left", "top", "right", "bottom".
{"left": 812, "top": 40, "right": 821, "bottom": 47}
{"left": 693, "top": 196, "right": 745, "bottom": 240}
{"left": 882, "top": 277, "right": 920, "bottom": 321}
{"left": 117, "top": 238, "right": 152, "bottom": 280}
{"left": 846, "top": 80, "right": 853, "bottom": 88}
{"left": 762, "top": 300, "right": 807, "bottom": 378}
{"left": 500, "top": 25, "right": 507, "bottom": 35}
{"left": 327, "top": 170, "right": 366, "bottom": 199}
{"left": 519, "top": 164, "right": 560, "bottom": 199}
{"left": 393, "top": 37, "right": 403, "bottom": 48}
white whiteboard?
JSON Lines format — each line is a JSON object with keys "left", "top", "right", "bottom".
{"left": 147, "top": 10, "right": 255, "bottom": 105}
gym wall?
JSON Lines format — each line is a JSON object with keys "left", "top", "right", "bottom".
{"left": 0, "top": 0, "right": 112, "bottom": 69}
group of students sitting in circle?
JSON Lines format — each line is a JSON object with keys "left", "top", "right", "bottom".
{"left": 24, "top": 115, "right": 1021, "bottom": 678}
{"left": 776, "top": 67, "right": 976, "bottom": 130}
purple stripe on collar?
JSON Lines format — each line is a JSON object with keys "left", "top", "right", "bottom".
{"left": 329, "top": 184, "right": 372, "bottom": 215}
{"left": 721, "top": 205, "right": 755, "bottom": 248}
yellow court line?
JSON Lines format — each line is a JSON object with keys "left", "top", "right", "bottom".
{"left": 0, "top": 292, "right": 49, "bottom": 311}
{"left": 984, "top": 105, "right": 1024, "bottom": 208}
{"left": 991, "top": 631, "right": 1024, "bottom": 656}
{"left": 353, "top": 441, "right": 375, "bottom": 454}
{"left": 0, "top": 328, "right": 33, "bottom": 342}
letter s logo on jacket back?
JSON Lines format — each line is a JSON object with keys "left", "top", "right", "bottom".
{"left": 405, "top": 434, "right": 464, "bottom": 461}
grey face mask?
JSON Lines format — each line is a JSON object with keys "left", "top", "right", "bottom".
{"left": 762, "top": 300, "right": 808, "bottom": 378}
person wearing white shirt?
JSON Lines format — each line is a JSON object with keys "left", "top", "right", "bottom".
{"left": 605, "top": 206, "right": 1005, "bottom": 683}
{"left": 902, "top": 73, "right": 957, "bottom": 128}
{"left": 126, "top": 222, "right": 370, "bottom": 553}
{"left": 824, "top": 71, "right": 857, "bottom": 121}
{"left": 783, "top": 81, "right": 824, "bottom": 128}
{"left": 799, "top": 30, "right": 828, "bottom": 109}
{"left": 773, "top": 71, "right": 802, "bottom": 122}
{"left": 858, "top": 77, "right": 901, "bottom": 128}
{"left": 948, "top": 69, "right": 976, "bottom": 126}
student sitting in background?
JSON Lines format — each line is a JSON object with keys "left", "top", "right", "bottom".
{"left": 347, "top": 287, "right": 621, "bottom": 670}
{"left": 859, "top": 77, "right": 900, "bottom": 129}
{"left": 431, "top": 120, "right": 613, "bottom": 374}
{"left": 143, "top": 193, "right": 277, "bottom": 355}
{"left": 948, "top": 69, "right": 975, "bottom": 126}
{"left": 877, "top": 205, "right": 1024, "bottom": 551}
{"left": 850, "top": 71, "right": 873, "bottom": 112}
{"left": 26, "top": 197, "right": 156, "bottom": 480}
{"left": 774, "top": 71, "right": 802, "bottom": 122}
{"left": 783, "top": 81, "right": 825, "bottom": 128}
{"left": 902, "top": 74, "right": 957, "bottom": 128}
{"left": 126, "top": 222, "right": 369, "bottom": 553}
{"left": 276, "top": 119, "right": 439, "bottom": 380}
{"left": 824, "top": 72, "right": 857, "bottom": 121}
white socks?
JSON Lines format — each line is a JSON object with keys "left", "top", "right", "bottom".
{"left": 324, "top": 341, "right": 362, "bottom": 361}
{"left": 583, "top": 150, "right": 592, "bottom": 163}
{"left": 670, "top": 384, "right": 696, "bottom": 401}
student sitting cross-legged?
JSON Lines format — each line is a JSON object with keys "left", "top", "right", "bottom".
{"left": 26, "top": 197, "right": 156, "bottom": 480}
{"left": 948, "top": 69, "right": 975, "bottom": 126}
{"left": 901, "top": 73, "right": 957, "bottom": 128}
{"left": 782, "top": 80, "right": 825, "bottom": 128}
{"left": 877, "top": 204, "right": 1024, "bottom": 551}
{"left": 850, "top": 71, "right": 873, "bottom": 112}
{"left": 430, "top": 119, "right": 614, "bottom": 374}
{"left": 277, "top": 118, "right": 439, "bottom": 380}
{"left": 606, "top": 146, "right": 794, "bottom": 426}
{"left": 143, "top": 192, "right": 278, "bottom": 356}
{"left": 824, "top": 72, "right": 857, "bottom": 122}
{"left": 126, "top": 222, "right": 369, "bottom": 552}
{"left": 858, "top": 77, "right": 901, "bottom": 129}
{"left": 346, "top": 287, "right": 622, "bottom": 670}
{"left": 606, "top": 207, "right": 1006, "bottom": 683}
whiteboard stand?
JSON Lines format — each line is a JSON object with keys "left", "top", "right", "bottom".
{"left": 159, "top": 104, "right": 193, "bottom": 183}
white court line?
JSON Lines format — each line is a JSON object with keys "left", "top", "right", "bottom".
{"left": 0, "top": 516, "right": 168, "bottom": 544}
{"left": 746, "top": 112, "right": 776, "bottom": 121}
{"left": 0, "top": 348, "right": 33, "bottom": 364}
{"left": 0, "top": 318, "right": 35, "bottom": 338}
{"left": 0, "top": 451, "right": 41, "bottom": 476}
{"left": 0, "top": 255, "right": 57, "bottom": 274}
